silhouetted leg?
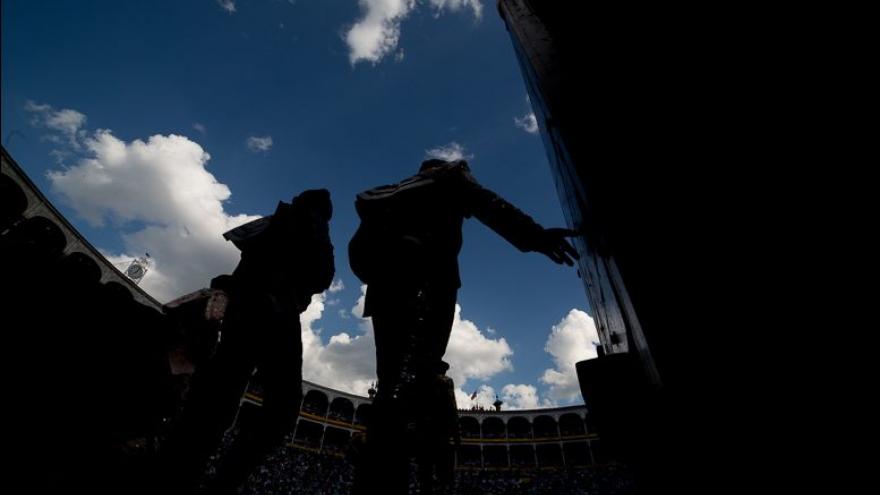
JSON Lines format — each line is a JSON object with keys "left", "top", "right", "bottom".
{"left": 417, "top": 287, "right": 457, "bottom": 373}
{"left": 206, "top": 311, "right": 302, "bottom": 494}
{"left": 354, "top": 296, "right": 413, "bottom": 495}
{"left": 416, "top": 430, "right": 436, "bottom": 495}
{"left": 414, "top": 373, "right": 457, "bottom": 495}
{"left": 354, "top": 393, "right": 409, "bottom": 495}
{"left": 159, "top": 300, "right": 258, "bottom": 494}
{"left": 435, "top": 439, "right": 455, "bottom": 494}
{"left": 355, "top": 286, "right": 458, "bottom": 495}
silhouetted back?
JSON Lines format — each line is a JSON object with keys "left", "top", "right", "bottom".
{"left": 350, "top": 161, "right": 543, "bottom": 290}
{"left": 227, "top": 188, "right": 334, "bottom": 311}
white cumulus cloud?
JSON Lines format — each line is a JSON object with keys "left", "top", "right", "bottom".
{"left": 515, "top": 112, "right": 539, "bottom": 134}
{"left": 425, "top": 141, "right": 472, "bottom": 161}
{"left": 328, "top": 279, "right": 345, "bottom": 293}
{"left": 298, "top": 284, "right": 515, "bottom": 398}
{"left": 246, "top": 135, "right": 273, "bottom": 153}
{"left": 501, "top": 383, "right": 554, "bottom": 410}
{"left": 344, "top": 0, "right": 482, "bottom": 65}
{"left": 540, "top": 309, "right": 599, "bottom": 402}
{"left": 345, "top": 0, "right": 416, "bottom": 65}
{"left": 25, "top": 100, "right": 88, "bottom": 149}
{"left": 454, "top": 384, "right": 498, "bottom": 410}
{"left": 44, "top": 120, "right": 259, "bottom": 303}
{"left": 428, "top": 0, "right": 482, "bottom": 19}
{"left": 515, "top": 95, "right": 539, "bottom": 134}
{"left": 217, "top": 0, "right": 236, "bottom": 14}
{"left": 444, "top": 304, "right": 513, "bottom": 386}
{"left": 454, "top": 382, "right": 555, "bottom": 411}
{"left": 454, "top": 383, "right": 555, "bottom": 411}
{"left": 299, "top": 286, "right": 378, "bottom": 395}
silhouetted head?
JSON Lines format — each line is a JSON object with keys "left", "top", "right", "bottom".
{"left": 290, "top": 188, "right": 332, "bottom": 221}
{"left": 419, "top": 158, "right": 469, "bottom": 173}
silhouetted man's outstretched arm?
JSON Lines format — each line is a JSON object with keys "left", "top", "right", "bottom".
{"left": 450, "top": 161, "right": 580, "bottom": 265}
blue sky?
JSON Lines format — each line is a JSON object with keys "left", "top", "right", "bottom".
{"left": 2, "top": 0, "right": 597, "bottom": 409}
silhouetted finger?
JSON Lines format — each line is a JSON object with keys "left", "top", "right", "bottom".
{"left": 555, "top": 248, "right": 575, "bottom": 266}
{"left": 548, "top": 246, "right": 574, "bottom": 266}
{"left": 560, "top": 239, "right": 579, "bottom": 259}
{"left": 550, "top": 238, "right": 578, "bottom": 260}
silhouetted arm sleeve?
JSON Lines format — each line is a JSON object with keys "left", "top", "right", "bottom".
{"left": 453, "top": 166, "right": 545, "bottom": 252}
{"left": 240, "top": 205, "right": 335, "bottom": 312}
{"left": 300, "top": 222, "right": 335, "bottom": 295}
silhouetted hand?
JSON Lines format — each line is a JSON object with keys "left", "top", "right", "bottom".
{"left": 535, "top": 228, "right": 580, "bottom": 266}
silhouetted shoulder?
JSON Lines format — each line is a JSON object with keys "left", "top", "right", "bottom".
{"left": 421, "top": 160, "right": 478, "bottom": 189}
{"left": 447, "top": 160, "right": 471, "bottom": 174}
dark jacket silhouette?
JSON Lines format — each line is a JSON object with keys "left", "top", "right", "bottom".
{"left": 350, "top": 160, "right": 576, "bottom": 494}
{"left": 160, "top": 189, "right": 334, "bottom": 495}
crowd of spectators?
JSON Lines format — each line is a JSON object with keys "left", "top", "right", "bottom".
{"left": 200, "top": 432, "right": 635, "bottom": 494}
{"left": 454, "top": 465, "right": 635, "bottom": 495}
{"left": 204, "top": 434, "right": 354, "bottom": 495}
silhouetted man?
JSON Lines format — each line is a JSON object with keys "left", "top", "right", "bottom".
{"left": 160, "top": 189, "right": 334, "bottom": 495}
{"left": 349, "top": 159, "right": 578, "bottom": 494}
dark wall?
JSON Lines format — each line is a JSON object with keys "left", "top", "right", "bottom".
{"left": 498, "top": 2, "right": 737, "bottom": 491}
{"left": 499, "top": 0, "right": 734, "bottom": 397}
{"left": 3, "top": 153, "right": 177, "bottom": 493}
